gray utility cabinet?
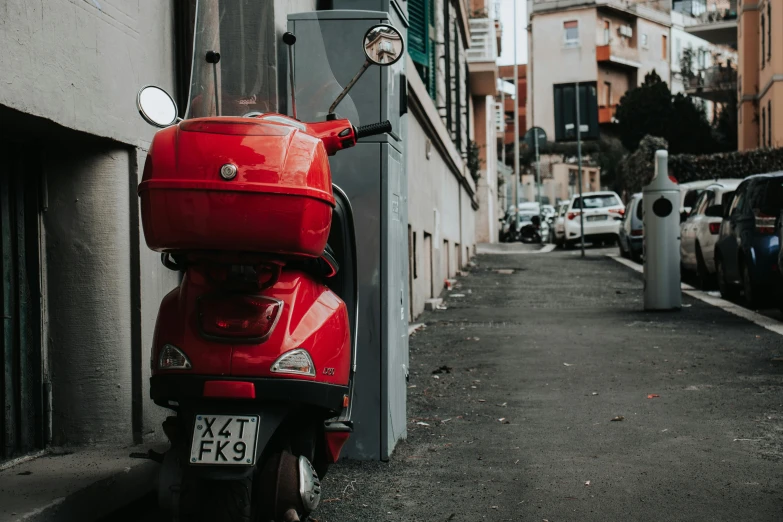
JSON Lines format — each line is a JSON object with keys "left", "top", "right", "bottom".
{"left": 288, "top": 7, "right": 409, "bottom": 461}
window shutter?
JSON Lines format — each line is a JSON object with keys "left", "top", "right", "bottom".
{"left": 408, "top": 0, "right": 429, "bottom": 65}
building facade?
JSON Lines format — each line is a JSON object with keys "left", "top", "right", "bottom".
{"left": 671, "top": 10, "right": 737, "bottom": 123}
{"left": 528, "top": 0, "right": 672, "bottom": 143}
{"left": 407, "top": 0, "right": 501, "bottom": 317}
{"left": 738, "top": 0, "right": 783, "bottom": 149}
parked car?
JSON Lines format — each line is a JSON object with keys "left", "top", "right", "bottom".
{"left": 618, "top": 193, "right": 643, "bottom": 262}
{"left": 714, "top": 173, "right": 783, "bottom": 307}
{"left": 679, "top": 180, "right": 718, "bottom": 222}
{"left": 553, "top": 202, "right": 569, "bottom": 246}
{"left": 563, "top": 191, "right": 624, "bottom": 247}
{"left": 680, "top": 179, "right": 741, "bottom": 288}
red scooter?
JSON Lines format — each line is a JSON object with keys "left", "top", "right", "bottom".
{"left": 135, "top": 11, "right": 404, "bottom": 522}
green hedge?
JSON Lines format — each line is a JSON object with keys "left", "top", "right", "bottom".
{"left": 619, "top": 135, "right": 783, "bottom": 194}
{"left": 669, "top": 147, "right": 783, "bottom": 183}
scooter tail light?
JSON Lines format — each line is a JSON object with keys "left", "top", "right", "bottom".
{"left": 159, "top": 344, "right": 192, "bottom": 370}
{"left": 709, "top": 222, "right": 721, "bottom": 235}
{"left": 270, "top": 349, "right": 316, "bottom": 377}
{"left": 199, "top": 294, "right": 282, "bottom": 341}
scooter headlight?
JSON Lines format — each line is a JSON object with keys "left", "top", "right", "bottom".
{"left": 270, "top": 349, "right": 316, "bottom": 377}
{"left": 158, "top": 344, "right": 192, "bottom": 370}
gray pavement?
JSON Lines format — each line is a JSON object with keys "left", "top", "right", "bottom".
{"left": 315, "top": 249, "right": 783, "bottom": 521}
{"left": 115, "top": 248, "right": 783, "bottom": 521}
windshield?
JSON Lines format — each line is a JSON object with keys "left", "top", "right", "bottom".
{"left": 572, "top": 194, "right": 621, "bottom": 209}
{"left": 186, "top": 1, "right": 359, "bottom": 125}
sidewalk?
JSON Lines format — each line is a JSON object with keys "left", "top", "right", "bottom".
{"left": 0, "top": 445, "right": 162, "bottom": 522}
{"left": 317, "top": 250, "right": 783, "bottom": 521}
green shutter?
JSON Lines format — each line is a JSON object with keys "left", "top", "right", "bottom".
{"left": 408, "top": 0, "right": 429, "bottom": 65}
{"left": 427, "top": 40, "right": 436, "bottom": 99}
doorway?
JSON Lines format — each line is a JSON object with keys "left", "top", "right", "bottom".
{"left": 0, "top": 144, "right": 44, "bottom": 462}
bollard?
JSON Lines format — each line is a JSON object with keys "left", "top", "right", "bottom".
{"left": 642, "top": 150, "right": 682, "bottom": 311}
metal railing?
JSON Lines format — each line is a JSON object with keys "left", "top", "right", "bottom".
{"left": 686, "top": 64, "right": 737, "bottom": 90}
{"left": 466, "top": 17, "right": 498, "bottom": 63}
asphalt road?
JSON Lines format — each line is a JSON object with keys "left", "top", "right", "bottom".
{"left": 116, "top": 247, "right": 783, "bottom": 521}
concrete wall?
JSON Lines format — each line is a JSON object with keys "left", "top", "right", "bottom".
{"left": 407, "top": 57, "right": 477, "bottom": 319}
{"left": 528, "top": 8, "right": 599, "bottom": 138}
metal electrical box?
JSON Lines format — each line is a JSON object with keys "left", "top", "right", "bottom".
{"left": 288, "top": 8, "right": 409, "bottom": 461}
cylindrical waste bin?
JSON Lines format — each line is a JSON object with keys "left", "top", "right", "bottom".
{"left": 643, "top": 150, "right": 682, "bottom": 311}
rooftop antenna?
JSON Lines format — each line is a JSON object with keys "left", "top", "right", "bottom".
{"left": 283, "top": 32, "right": 297, "bottom": 119}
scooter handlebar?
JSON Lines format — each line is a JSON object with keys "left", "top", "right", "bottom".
{"left": 355, "top": 121, "right": 392, "bottom": 140}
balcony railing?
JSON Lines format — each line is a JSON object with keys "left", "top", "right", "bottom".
{"left": 466, "top": 17, "right": 498, "bottom": 63}
{"left": 598, "top": 105, "right": 618, "bottom": 124}
{"left": 684, "top": 65, "right": 737, "bottom": 101}
{"left": 596, "top": 43, "right": 641, "bottom": 68}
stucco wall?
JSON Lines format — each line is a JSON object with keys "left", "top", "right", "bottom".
{"left": 529, "top": 8, "right": 598, "bottom": 138}
{"left": 636, "top": 17, "right": 671, "bottom": 85}
{"left": 0, "top": 0, "right": 175, "bottom": 149}
{"left": 474, "top": 96, "right": 499, "bottom": 243}
{"left": 739, "top": 6, "right": 760, "bottom": 150}
{"left": 407, "top": 114, "right": 475, "bottom": 318}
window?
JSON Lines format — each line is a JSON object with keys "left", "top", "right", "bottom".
{"left": 635, "top": 197, "right": 644, "bottom": 220}
{"left": 603, "top": 20, "right": 611, "bottom": 45}
{"left": 768, "top": 3, "right": 772, "bottom": 62}
{"left": 729, "top": 185, "right": 746, "bottom": 216}
{"left": 662, "top": 35, "right": 668, "bottom": 60}
{"left": 572, "top": 194, "right": 622, "bottom": 209}
{"left": 761, "top": 14, "right": 766, "bottom": 68}
{"left": 603, "top": 82, "right": 612, "bottom": 106}
{"left": 408, "top": 0, "right": 436, "bottom": 99}
{"left": 641, "top": 33, "right": 649, "bottom": 48}
{"left": 768, "top": 100, "right": 772, "bottom": 147}
{"left": 675, "top": 38, "right": 681, "bottom": 60}
{"left": 564, "top": 20, "right": 579, "bottom": 45}
{"left": 762, "top": 107, "right": 767, "bottom": 147}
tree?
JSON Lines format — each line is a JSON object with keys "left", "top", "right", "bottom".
{"left": 615, "top": 71, "right": 672, "bottom": 152}
{"left": 615, "top": 70, "right": 724, "bottom": 155}
{"left": 668, "top": 93, "right": 715, "bottom": 155}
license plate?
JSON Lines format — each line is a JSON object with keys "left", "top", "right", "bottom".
{"left": 587, "top": 215, "right": 607, "bottom": 222}
{"left": 189, "top": 415, "right": 259, "bottom": 466}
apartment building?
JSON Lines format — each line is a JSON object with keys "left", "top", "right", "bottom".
{"left": 671, "top": 10, "right": 737, "bottom": 123}
{"left": 738, "top": 0, "right": 783, "bottom": 149}
{"left": 527, "top": 0, "right": 671, "bottom": 201}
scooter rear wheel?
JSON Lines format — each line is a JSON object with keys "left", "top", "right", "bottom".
{"left": 179, "top": 475, "right": 253, "bottom": 522}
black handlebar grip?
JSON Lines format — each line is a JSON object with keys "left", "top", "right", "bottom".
{"left": 355, "top": 121, "right": 392, "bottom": 139}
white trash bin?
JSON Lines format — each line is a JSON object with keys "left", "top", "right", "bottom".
{"left": 643, "top": 150, "right": 682, "bottom": 311}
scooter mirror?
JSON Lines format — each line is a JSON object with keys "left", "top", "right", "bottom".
{"left": 363, "top": 24, "right": 404, "bottom": 66}
{"left": 137, "top": 86, "right": 179, "bottom": 128}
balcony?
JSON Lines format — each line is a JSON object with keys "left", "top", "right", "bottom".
{"left": 684, "top": 64, "right": 738, "bottom": 102}
{"left": 684, "top": 8, "right": 738, "bottom": 48}
{"left": 596, "top": 44, "right": 641, "bottom": 69}
{"left": 599, "top": 105, "right": 618, "bottom": 124}
{"left": 467, "top": 17, "right": 499, "bottom": 96}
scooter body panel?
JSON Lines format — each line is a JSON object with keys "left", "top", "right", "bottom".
{"left": 152, "top": 269, "right": 351, "bottom": 388}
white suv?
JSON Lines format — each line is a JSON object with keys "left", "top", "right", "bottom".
{"left": 563, "top": 191, "right": 624, "bottom": 247}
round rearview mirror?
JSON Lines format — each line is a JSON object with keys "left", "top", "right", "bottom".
{"left": 363, "top": 25, "right": 404, "bottom": 66}
{"left": 137, "top": 86, "right": 178, "bottom": 128}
